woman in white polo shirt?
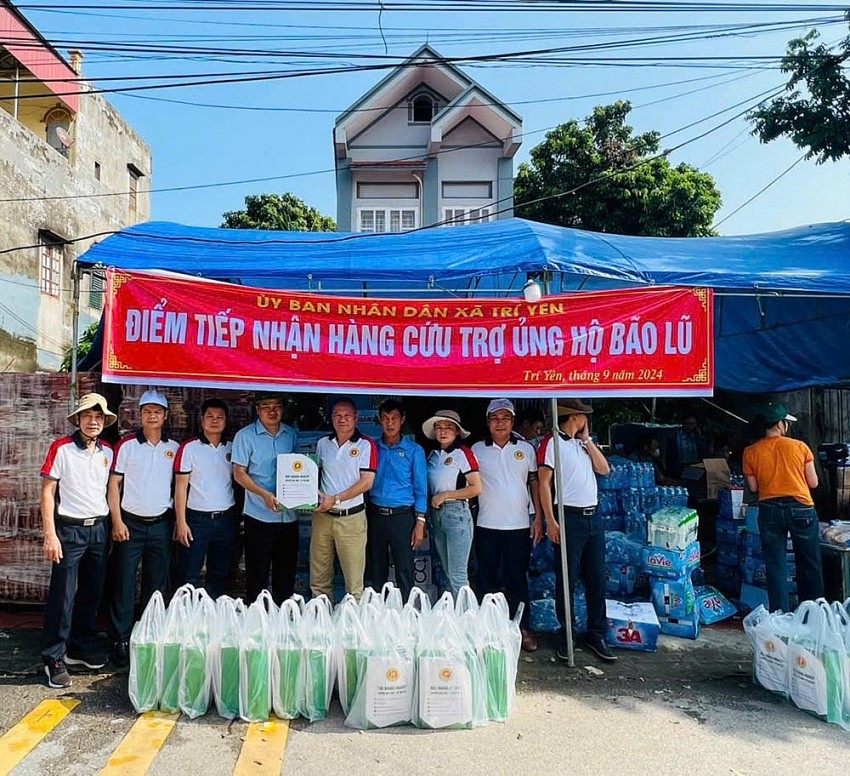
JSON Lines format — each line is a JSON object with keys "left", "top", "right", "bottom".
{"left": 422, "top": 410, "right": 482, "bottom": 598}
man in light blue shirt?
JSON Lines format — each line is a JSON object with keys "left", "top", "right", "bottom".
{"left": 367, "top": 399, "right": 427, "bottom": 600}
{"left": 232, "top": 392, "right": 298, "bottom": 604}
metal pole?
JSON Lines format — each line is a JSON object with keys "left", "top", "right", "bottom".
{"left": 70, "top": 263, "right": 81, "bottom": 412}
{"left": 13, "top": 65, "right": 19, "bottom": 120}
{"left": 550, "top": 398, "right": 575, "bottom": 667}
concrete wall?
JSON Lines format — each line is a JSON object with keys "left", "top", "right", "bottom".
{"left": 0, "top": 87, "right": 151, "bottom": 372}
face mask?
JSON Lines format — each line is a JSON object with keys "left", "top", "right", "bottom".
{"left": 651, "top": 448, "right": 661, "bottom": 458}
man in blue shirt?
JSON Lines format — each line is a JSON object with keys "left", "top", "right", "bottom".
{"left": 232, "top": 392, "right": 298, "bottom": 604}
{"left": 367, "top": 399, "right": 427, "bottom": 600}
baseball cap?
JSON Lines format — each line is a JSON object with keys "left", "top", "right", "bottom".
{"left": 486, "top": 398, "right": 515, "bottom": 417}
{"left": 753, "top": 402, "right": 797, "bottom": 424}
{"left": 139, "top": 389, "right": 168, "bottom": 409}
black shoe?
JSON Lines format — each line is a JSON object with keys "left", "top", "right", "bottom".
{"left": 44, "top": 658, "right": 72, "bottom": 689}
{"left": 555, "top": 643, "right": 571, "bottom": 662}
{"left": 65, "top": 651, "right": 107, "bottom": 671}
{"left": 585, "top": 636, "right": 618, "bottom": 662}
{"left": 111, "top": 640, "right": 130, "bottom": 668}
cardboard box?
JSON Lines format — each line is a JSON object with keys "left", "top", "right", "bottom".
{"left": 650, "top": 576, "right": 696, "bottom": 619}
{"left": 703, "top": 458, "right": 732, "bottom": 499}
{"left": 605, "top": 600, "right": 660, "bottom": 652}
{"left": 641, "top": 542, "right": 701, "bottom": 580}
{"left": 659, "top": 613, "right": 700, "bottom": 639}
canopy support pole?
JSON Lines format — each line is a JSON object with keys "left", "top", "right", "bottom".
{"left": 70, "top": 263, "right": 80, "bottom": 412}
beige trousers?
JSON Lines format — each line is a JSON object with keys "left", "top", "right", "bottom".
{"left": 309, "top": 509, "right": 367, "bottom": 601}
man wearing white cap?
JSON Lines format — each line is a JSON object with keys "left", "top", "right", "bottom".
{"left": 472, "top": 399, "right": 542, "bottom": 652}
{"left": 40, "top": 392, "right": 116, "bottom": 688}
{"left": 107, "top": 389, "right": 180, "bottom": 667}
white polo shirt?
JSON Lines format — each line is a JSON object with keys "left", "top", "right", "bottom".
{"left": 537, "top": 432, "right": 598, "bottom": 509}
{"left": 427, "top": 444, "right": 479, "bottom": 496}
{"left": 174, "top": 435, "right": 235, "bottom": 512}
{"left": 41, "top": 432, "right": 113, "bottom": 519}
{"left": 472, "top": 438, "right": 537, "bottom": 530}
{"left": 112, "top": 430, "right": 180, "bottom": 516}
{"left": 316, "top": 430, "right": 378, "bottom": 510}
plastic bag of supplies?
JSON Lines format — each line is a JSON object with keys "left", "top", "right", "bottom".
{"left": 239, "top": 591, "right": 277, "bottom": 722}
{"left": 743, "top": 604, "right": 795, "bottom": 698}
{"left": 129, "top": 591, "right": 165, "bottom": 713}
{"left": 159, "top": 585, "right": 197, "bottom": 712}
{"left": 478, "top": 593, "right": 522, "bottom": 722}
{"left": 179, "top": 589, "right": 216, "bottom": 719}
{"left": 345, "top": 606, "right": 415, "bottom": 730}
{"left": 333, "top": 595, "right": 370, "bottom": 717}
{"left": 299, "top": 595, "right": 335, "bottom": 722}
{"left": 211, "top": 596, "right": 245, "bottom": 719}
{"left": 273, "top": 598, "right": 303, "bottom": 720}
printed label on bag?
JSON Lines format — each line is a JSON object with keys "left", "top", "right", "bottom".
{"left": 754, "top": 632, "right": 788, "bottom": 694}
{"left": 418, "top": 656, "right": 472, "bottom": 729}
{"left": 789, "top": 645, "right": 828, "bottom": 716}
{"left": 364, "top": 656, "right": 413, "bottom": 728}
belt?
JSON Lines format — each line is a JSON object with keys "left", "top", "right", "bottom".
{"left": 187, "top": 507, "right": 234, "bottom": 521}
{"left": 370, "top": 505, "right": 412, "bottom": 517}
{"left": 56, "top": 514, "right": 107, "bottom": 527}
{"left": 328, "top": 505, "right": 365, "bottom": 517}
{"left": 562, "top": 505, "right": 597, "bottom": 517}
{"left": 122, "top": 510, "right": 171, "bottom": 525}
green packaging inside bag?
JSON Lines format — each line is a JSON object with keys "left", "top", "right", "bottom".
{"left": 133, "top": 642, "right": 158, "bottom": 711}
{"left": 218, "top": 646, "right": 240, "bottom": 717}
{"left": 160, "top": 642, "right": 181, "bottom": 711}
{"left": 484, "top": 647, "right": 509, "bottom": 721}
{"left": 245, "top": 648, "right": 270, "bottom": 721}
{"left": 344, "top": 648, "right": 359, "bottom": 711}
{"left": 181, "top": 646, "right": 208, "bottom": 715}
{"left": 276, "top": 648, "right": 301, "bottom": 718}
{"left": 304, "top": 649, "right": 328, "bottom": 720}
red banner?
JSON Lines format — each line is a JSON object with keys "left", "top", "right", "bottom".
{"left": 103, "top": 270, "right": 713, "bottom": 397}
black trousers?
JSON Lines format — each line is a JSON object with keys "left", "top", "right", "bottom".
{"left": 42, "top": 520, "right": 109, "bottom": 662}
{"left": 367, "top": 506, "right": 416, "bottom": 601}
{"left": 244, "top": 516, "right": 298, "bottom": 605}
{"left": 475, "top": 525, "right": 531, "bottom": 627}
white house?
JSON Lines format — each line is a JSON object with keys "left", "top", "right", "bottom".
{"left": 334, "top": 45, "right": 522, "bottom": 233}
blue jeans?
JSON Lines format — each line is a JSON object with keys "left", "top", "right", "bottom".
{"left": 758, "top": 497, "right": 824, "bottom": 613}
{"left": 553, "top": 512, "right": 607, "bottom": 641}
{"left": 430, "top": 500, "right": 473, "bottom": 598}
{"left": 177, "top": 507, "right": 238, "bottom": 599}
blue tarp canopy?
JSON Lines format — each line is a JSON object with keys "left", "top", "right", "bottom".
{"left": 79, "top": 218, "right": 850, "bottom": 394}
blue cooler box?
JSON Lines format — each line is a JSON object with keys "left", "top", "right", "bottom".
{"left": 605, "top": 600, "right": 660, "bottom": 652}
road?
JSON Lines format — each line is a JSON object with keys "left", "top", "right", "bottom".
{"left": 1, "top": 626, "right": 848, "bottom": 775}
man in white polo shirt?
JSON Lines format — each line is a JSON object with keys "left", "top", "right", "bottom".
{"left": 313, "top": 398, "right": 377, "bottom": 601}
{"left": 232, "top": 392, "right": 298, "bottom": 605}
{"left": 538, "top": 399, "right": 614, "bottom": 662}
{"left": 473, "top": 399, "right": 542, "bottom": 652}
{"left": 174, "top": 398, "right": 237, "bottom": 599}
{"left": 107, "top": 389, "right": 180, "bottom": 668}
{"left": 40, "top": 392, "right": 116, "bottom": 688}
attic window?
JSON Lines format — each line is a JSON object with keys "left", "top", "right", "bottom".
{"left": 411, "top": 94, "right": 435, "bottom": 123}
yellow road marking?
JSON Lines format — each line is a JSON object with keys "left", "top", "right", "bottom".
{"left": 0, "top": 698, "right": 80, "bottom": 776}
{"left": 234, "top": 720, "right": 290, "bottom": 776}
{"left": 99, "top": 711, "right": 179, "bottom": 776}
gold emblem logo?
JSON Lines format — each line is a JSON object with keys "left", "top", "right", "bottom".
{"left": 797, "top": 655, "right": 807, "bottom": 668}
{"left": 765, "top": 640, "right": 775, "bottom": 653}
{"left": 514, "top": 450, "right": 525, "bottom": 461}
{"left": 292, "top": 460, "right": 304, "bottom": 472}
{"left": 165, "top": 450, "right": 175, "bottom": 459}
{"left": 444, "top": 457, "right": 454, "bottom": 466}
{"left": 439, "top": 667, "right": 453, "bottom": 681}
{"left": 349, "top": 448, "right": 360, "bottom": 457}
{"left": 386, "top": 668, "right": 400, "bottom": 682}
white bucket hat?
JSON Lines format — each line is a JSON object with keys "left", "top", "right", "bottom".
{"left": 422, "top": 409, "right": 471, "bottom": 440}
{"left": 68, "top": 392, "right": 117, "bottom": 428}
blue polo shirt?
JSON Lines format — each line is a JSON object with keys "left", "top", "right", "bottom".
{"left": 231, "top": 419, "right": 298, "bottom": 523}
{"left": 370, "top": 435, "right": 428, "bottom": 515}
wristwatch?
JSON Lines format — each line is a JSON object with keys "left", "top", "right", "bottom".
{"left": 334, "top": 496, "right": 342, "bottom": 507}
{"left": 415, "top": 514, "right": 426, "bottom": 524}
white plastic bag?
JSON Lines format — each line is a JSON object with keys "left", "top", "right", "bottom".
{"left": 743, "top": 604, "right": 794, "bottom": 698}
{"left": 272, "top": 599, "right": 303, "bottom": 720}
{"left": 478, "top": 593, "right": 522, "bottom": 722}
{"left": 300, "top": 595, "right": 335, "bottom": 722}
{"left": 159, "top": 584, "right": 197, "bottom": 712}
{"left": 179, "top": 590, "right": 216, "bottom": 719}
{"left": 334, "top": 596, "right": 370, "bottom": 716}
{"left": 129, "top": 590, "right": 165, "bottom": 713}
{"left": 210, "top": 596, "right": 244, "bottom": 719}
{"left": 239, "top": 591, "right": 277, "bottom": 722}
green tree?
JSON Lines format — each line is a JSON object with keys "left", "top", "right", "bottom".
{"left": 221, "top": 193, "right": 335, "bottom": 231}
{"left": 514, "top": 101, "right": 722, "bottom": 237}
{"left": 60, "top": 322, "right": 99, "bottom": 372}
{"left": 749, "top": 24, "right": 850, "bottom": 163}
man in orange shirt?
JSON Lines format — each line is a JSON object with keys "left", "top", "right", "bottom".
{"left": 742, "top": 402, "right": 823, "bottom": 612}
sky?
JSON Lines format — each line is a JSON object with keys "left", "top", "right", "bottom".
{"left": 18, "top": 0, "right": 850, "bottom": 236}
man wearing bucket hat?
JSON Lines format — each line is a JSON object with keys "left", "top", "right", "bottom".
{"left": 537, "top": 399, "right": 614, "bottom": 662}
{"left": 743, "top": 402, "right": 823, "bottom": 612}
{"left": 107, "top": 389, "right": 180, "bottom": 667}
{"left": 472, "top": 399, "right": 542, "bottom": 652}
{"left": 423, "top": 409, "right": 482, "bottom": 598}
{"left": 40, "top": 392, "right": 116, "bottom": 688}
{"left": 232, "top": 391, "right": 299, "bottom": 604}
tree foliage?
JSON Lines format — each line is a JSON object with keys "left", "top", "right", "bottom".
{"left": 221, "top": 192, "right": 335, "bottom": 231}
{"left": 60, "top": 322, "right": 99, "bottom": 372}
{"left": 514, "top": 101, "right": 722, "bottom": 237}
{"left": 749, "top": 25, "right": 850, "bottom": 163}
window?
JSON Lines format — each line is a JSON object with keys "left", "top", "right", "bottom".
{"left": 89, "top": 272, "right": 104, "bottom": 310}
{"left": 358, "top": 208, "right": 417, "bottom": 233}
{"left": 44, "top": 107, "right": 73, "bottom": 158}
{"left": 94, "top": 161, "right": 101, "bottom": 181}
{"left": 442, "top": 207, "right": 493, "bottom": 227}
{"left": 357, "top": 182, "right": 419, "bottom": 199}
{"left": 410, "top": 93, "right": 435, "bottom": 123}
{"left": 38, "top": 232, "right": 63, "bottom": 297}
{"left": 127, "top": 164, "right": 143, "bottom": 216}
{"left": 442, "top": 181, "right": 493, "bottom": 199}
